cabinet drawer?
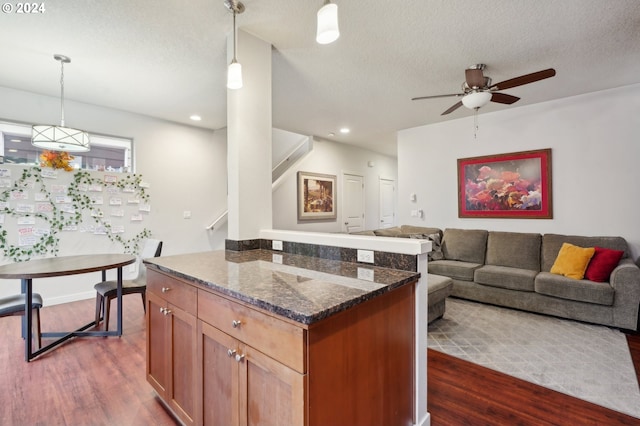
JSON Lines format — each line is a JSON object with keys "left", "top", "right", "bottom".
{"left": 198, "top": 289, "right": 306, "bottom": 373}
{"left": 147, "top": 270, "right": 197, "bottom": 314}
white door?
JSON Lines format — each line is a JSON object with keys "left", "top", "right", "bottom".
{"left": 379, "top": 178, "right": 395, "bottom": 229}
{"left": 343, "top": 173, "right": 364, "bottom": 233}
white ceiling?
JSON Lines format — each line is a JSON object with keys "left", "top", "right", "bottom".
{"left": 1, "top": 0, "right": 639, "bottom": 156}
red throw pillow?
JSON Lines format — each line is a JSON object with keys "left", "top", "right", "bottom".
{"left": 584, "top": 246, "right": 624, "bottom": 282}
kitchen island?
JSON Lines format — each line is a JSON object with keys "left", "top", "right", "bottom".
{"left": 144, "top": 249, "right": 420, "bottom": 426}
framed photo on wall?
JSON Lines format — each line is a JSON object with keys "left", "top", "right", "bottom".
{"left": 457, "top": 148, "right": 552, "bottom": 219}
{"left": 297, "top": 171, "right": 337, "bottom": 221}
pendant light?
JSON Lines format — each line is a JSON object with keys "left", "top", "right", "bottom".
{"left": 316, "top": 0, "right": 339, "bottom": 44}
{"left": 32, "top": 54, "right": 90, "bottom": 152}
{"left": 225, "top": 0, "right": 245, "bottom": 90}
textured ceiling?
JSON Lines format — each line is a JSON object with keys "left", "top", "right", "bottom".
{"left": 1, "top": 0, "right": 639, "bottom": 156}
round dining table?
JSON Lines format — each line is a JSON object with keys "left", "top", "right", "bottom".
{"left": 0, "top": 253, "right": 136, "bottom": 361}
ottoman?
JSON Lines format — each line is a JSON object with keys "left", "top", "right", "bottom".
{"left": 428, "top": 273, "right": 453, "bottom": 324}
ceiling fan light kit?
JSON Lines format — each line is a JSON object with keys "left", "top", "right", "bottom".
{"left": 461, "top": 91, "right": 492, "bottom": 110}
{"left": 316, "top": 0, "right": 340, "bottom": 44}
{"left": 412, "top": 64, "right": 556, "bottom": 116}
{"left": 225, "top": 0, "right": 245, "bottom": 90}
{"left": 32, "top": 54, "right": 91, "bottom": 153}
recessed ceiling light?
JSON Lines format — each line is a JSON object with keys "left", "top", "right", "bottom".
{"left": 8, "top": 149, "right": 18, "bottom": 153}
{"left": 10, "top": 139, "right": 21, "bottom": 143}
{"left": 339, "top": 127, "right": 350, "bottom": 134}
{"left": 190, "top": 115, "right": 202, "bottom": 121}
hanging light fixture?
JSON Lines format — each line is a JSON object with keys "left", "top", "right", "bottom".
{"left": 316, "top": 0, "right": 339, "bottom": 44}
{"left": 32, "top": 54, "right": 90, "bottom": 152}
{"left": 225, "top": 0, "right": 245, "bottom": 90}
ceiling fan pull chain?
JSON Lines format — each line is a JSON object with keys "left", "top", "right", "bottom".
{"left": 474, "top": 108, "right": 479, "bottom": 139}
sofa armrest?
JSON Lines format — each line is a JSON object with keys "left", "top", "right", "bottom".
{"left": 610, "top": 258, "right": 640, "bottom": 330}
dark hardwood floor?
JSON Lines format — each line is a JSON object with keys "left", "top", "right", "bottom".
{"left": 1, "top": 298, "right": 638, "bottom": 425}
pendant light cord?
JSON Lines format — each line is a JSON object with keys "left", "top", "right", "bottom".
{"left": 232, "top": 9, "right": 237, "bottom": 62}
{"left": 59, "top": 59, "right": 66, "bottom": 127}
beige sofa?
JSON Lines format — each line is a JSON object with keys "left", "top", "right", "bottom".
{"left": 354, "top": 226, "right": 640, "bottom": 331}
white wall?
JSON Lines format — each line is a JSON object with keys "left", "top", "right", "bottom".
{"left": 398, "top": 84, "right": 640, "bottom": 259}
{"left": 272, "top": 137, "right": 398, "bottom": 232}
{"left": 0, "top": 86, "right": 228, "bottom": 303}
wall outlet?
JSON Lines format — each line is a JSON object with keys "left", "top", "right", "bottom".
{"left": 272, "top": 240, "right": 283, "bottom": 251}
{"left": 357, "top": 249, "right": 374, "bottom": 263}
{"left": 357, "top": 267, "right": 374, "bottom": 281}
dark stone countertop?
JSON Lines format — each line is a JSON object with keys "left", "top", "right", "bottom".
{"left": 144, "top": 249, "right": 420, "bottom": 325}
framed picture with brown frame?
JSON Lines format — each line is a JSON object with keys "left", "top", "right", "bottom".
{"left": 457, "top": 148, "right": 552, "bottom": 219}
{"left": 297, "top": 171, "right": 337, "bottom": 221}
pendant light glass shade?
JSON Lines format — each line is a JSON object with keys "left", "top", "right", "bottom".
{"left": 316, "top": 1, "right": 339, "bottom": 44}
{"left": 32, "top": 54, "right": 90, "bottom": 152}
{"left": 32, "top": 125, "right": 90, "bottom": 152}
{"left": 227, "top": 60, "right": 243, "bottom": 90}
{"left": 462, "top": 91, "right": 492, "bottom": 109}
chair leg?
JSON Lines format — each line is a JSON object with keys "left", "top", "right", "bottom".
{"left": 104, "top": 296, "right": 111, "bottom": 332}
{"left": 95, "top": 293, "right": 103, "bottom": 327}
{"left": 141, "top": 291, "right": 146, "bottom": 313}
{"left": 33, "top": 307, "right": 41, "bottom": 351}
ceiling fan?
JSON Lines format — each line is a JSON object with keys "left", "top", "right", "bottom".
{"left": 412, "top": 64, "right": 556, "bottom": 115}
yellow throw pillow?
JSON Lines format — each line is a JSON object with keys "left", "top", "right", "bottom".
{"left": 550, "top": 243, "right": 596, "bottom": 280}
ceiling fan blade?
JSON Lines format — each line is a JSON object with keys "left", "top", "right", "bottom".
{"left": 491, "top": 68, "right": 556, "bottom": 91}
{"left": 491, "top": 92, "right": 520, "bottom": 104}
{"left": 441, "top": 101, "right": 463, "bottom": 115}
{"left": 465, "top": 69, "right": 485, "bottom": 88}
{"left": 412, "top": 93, "right": 461, "bottom": 101}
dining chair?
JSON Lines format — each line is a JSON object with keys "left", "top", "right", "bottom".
{"left": 0, "top": 293, "right": 43, "bottom": 350}
{"left": 94, "top": 239, "right": 163, "bottom": 330}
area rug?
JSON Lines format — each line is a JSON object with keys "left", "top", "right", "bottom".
{"left": 428, "top": 298, "right": 640, "bottom": 418}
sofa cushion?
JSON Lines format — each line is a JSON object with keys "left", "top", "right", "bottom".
{"left": 441, "top": 228, "right": 488, "bottom": 264}
{"left": 541, "top": 234, "right": 629, "bottom": 272}
{"left": 584, "top": 247, "right": 624, "bottom": 283}
{"left": 485, "top": 231, "right": 541, "bottom": 271}
{"left": 550, "top": 243, "right": 595, "bottom": 280}
{"left": 373, "top": 227, "right": 403, "bottom": 237}
{"left": 535, "top": 272, "right": 615, "bottom": 305}
{"left": 428, "top": 259, "right": 481, "bottom": 281}
{"left": 400, "top": 225, "right": 442, "bottom": 237}
{"left": 474, "top": 265, "right": 537, "bottom": 291}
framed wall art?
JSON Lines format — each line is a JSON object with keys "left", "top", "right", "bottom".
{"left": 457, "top": 148, "right": 552, "bottom": 219}
{"left": 297, "top": 171, "right": 337, "bottom": 221}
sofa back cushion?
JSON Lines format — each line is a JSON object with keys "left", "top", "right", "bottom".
{"left": 541, "top": 234, "right": 629, "bottom": 272}
{"left": 485, "top": 231, "right": 541, "bottom": 271}
{"left": 441, "top": 228, "right": 488, "bottom": 264}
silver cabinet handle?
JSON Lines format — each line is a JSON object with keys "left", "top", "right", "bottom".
{"left": 163, "top": 308, "right": 171, "bottom": 316}
{"left": 232, "top": 320, "right": 242, "bottom": 328}
{"left": 161, "top": 287, "right": 171, "bottom": 293}
{"left": 159, "top": 307, "right": 165, "bottom": 314}
{"left": 235, "top": 353, "right": 245, "bottom": 363}
{"left": 227, "top": 349, "right": 237, "bottom": 357}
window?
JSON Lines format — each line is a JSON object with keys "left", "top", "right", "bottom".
{"left": 0, "top": 121, "right": 133, "bottom": 172}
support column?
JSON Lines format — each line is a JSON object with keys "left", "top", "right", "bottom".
{"left": 227, "top": 29, "right": 272, "bottom": 246}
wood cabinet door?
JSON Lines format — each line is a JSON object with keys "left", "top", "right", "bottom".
{"left": 198, "top": 321, "right": 240, "bottom": 426}
{"left": 240, "top": 344, "right": 306, "bottom": 426}
{"left": 168, "top": 303, "right": 198, "bottom": 426}
{"left": 146, "top": 291, "right": 169, "bottom": 397}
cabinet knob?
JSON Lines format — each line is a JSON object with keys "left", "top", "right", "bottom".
{"left": 159, "top": 307, "right": 165, "bottom": 314}
{"left": 232, "top": 320, "right": 242, "bottom": 328}
{"left": 227, "top": 349, "right": 236, "bottom": 358}
{"left": 162, "top": 308, "right": 171, "bottom": 316}
{"left": 235, "top": 353, "right": 245, "bottom": 363}
{"left": 161, "top": 287, "right": 171, "bottom": 293}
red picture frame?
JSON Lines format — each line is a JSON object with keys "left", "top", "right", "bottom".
{"left": 457, "top": 149, "right": 552, "bottom": 219}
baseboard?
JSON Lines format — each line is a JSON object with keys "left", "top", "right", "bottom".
{"left": 416, "top": 412, "right": 431, "bottom": 426}
{"left": 44, "top": 290, "right": 95, "bottom": 306}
